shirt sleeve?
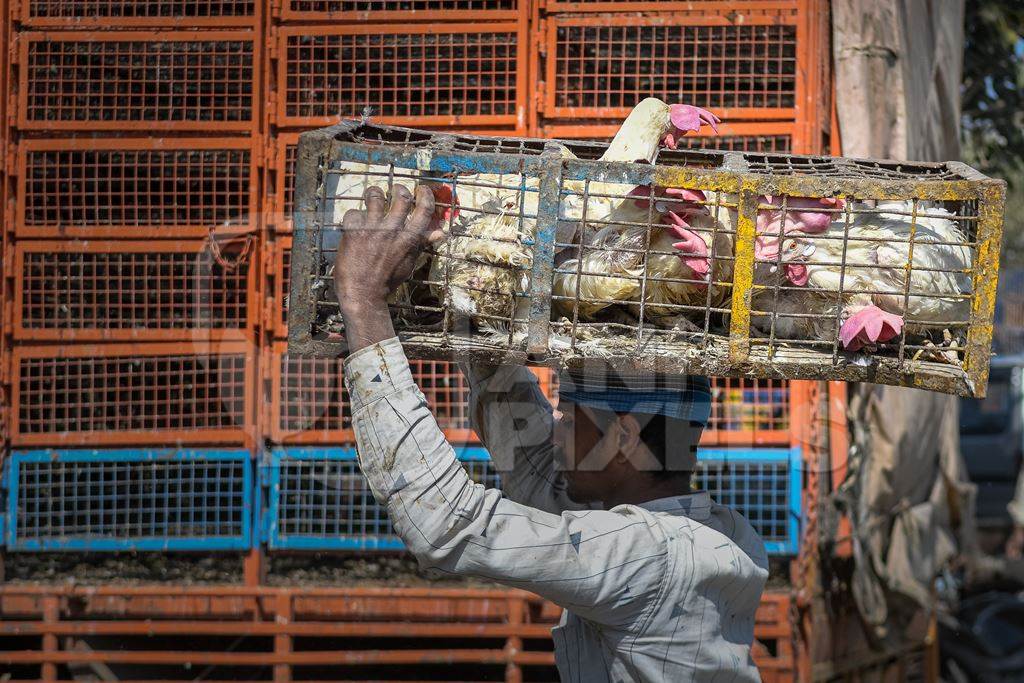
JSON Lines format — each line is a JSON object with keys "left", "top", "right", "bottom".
{"left": 344, "top": 338, "right": 669, "bottom": 629}
{"left": 460, "top": 363, "right": 584, "bottom": 515}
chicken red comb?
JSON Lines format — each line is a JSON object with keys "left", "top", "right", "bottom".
{"left": 669, "top": 104, "right": 721, "bottom": 135}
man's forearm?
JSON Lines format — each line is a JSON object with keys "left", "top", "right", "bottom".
{"left": 341, "top": 299, "right": 395, "bottom": 354}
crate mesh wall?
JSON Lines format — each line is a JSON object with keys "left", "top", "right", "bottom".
{"left": 270, "top": 451, "right": 499, "bottom": 546}
{"left": 10, "top": 451, "right": 249, "bottom": 550}
{"left": 276, "top": 354, "right": 472, "bottom": 436}
{"left": 697, "top": 459, "right": 792, "bottom": 546}
{"left": 552, "top": 23, "right": 797, "bottom": 110}
{"left": 22, "top": 147, "right": 252, "bottom": 231}
{"left": 284, "top": 30, "right": 519, "bottom": 121}
{"left": 19, "top": 250, "right": 250, "bottom": 332}
{"left": 28, "top": 1, "right": 256, "bottom": 18}
{"left": 707, "top": 378, "right": 789, "bottom": 434}
{"left": 17, "top": 353, "right": 248, "bottom": 436}
{"left": 268, "top": 450, "right": 795, "bottom": 552}
{"left": 287, "top": 0, "right": 515, "bottom": 11}
{"left": 25, "top": 38, "right": 254, "bottom": 125}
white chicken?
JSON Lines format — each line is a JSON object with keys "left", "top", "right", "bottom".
{"left": 425, "top": 98, "right": 722, "bottom": 332}
{"left": 750, "top": 199, "right": 972, "bottom": 353}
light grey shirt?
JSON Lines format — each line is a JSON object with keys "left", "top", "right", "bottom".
{"left": 343, "top": 337, "right": 769, "bottom": 682}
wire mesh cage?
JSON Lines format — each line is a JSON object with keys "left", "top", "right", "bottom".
{"left": 17, "top": 139, "right": 257, "bottom": 238}
{"left": 268, "top": 342, "right": 551, "bottom": 444}
{"left": 277, "top": 24, "right": 524, "bottom": 129}
{"left": 4, "top": 449, "right": 252, "bottom": 552}
{"left": 14, "top": 241, "right": 255, "bottom": 342}
{"left": 262, "top": 447, "right": 798, "bottom": 553}
{"left": 11, "top": 343, "right": 255, "bottom": 447}
{"left": 21, "top": 1, "right": 257, "bottom": 26}
{"left": 289, "top": 121, "right": 1004, "bottom": 397}
{"left": 263, "top": 447, "right": 501, "bottom": 549}
{"left": 19, "top": 32, "right": 256, "bottom": 131}
{"left": 278, "top": 0, "right": 519, "bottom": 21}
{"left": 543, "top": 12, "right": 799, "bottom": 120}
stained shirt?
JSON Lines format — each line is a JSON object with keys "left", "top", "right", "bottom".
{"left": 343, "top": 337, "right": 769, "bottom": 682}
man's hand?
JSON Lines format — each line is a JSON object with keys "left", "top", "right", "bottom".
{"left": 334, "top": 184, "right": 440, "bottom": 354}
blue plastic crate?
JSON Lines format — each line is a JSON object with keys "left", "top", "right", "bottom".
{"left": 696, "top": 448, "right": 802, "bottom": 555}
{"left": 5, "top": 449, "right": 253, "bottom": 552}
{"left": 264, "top": 447, "right": 800, "bottom": 554}
{"left": 263, "top": 447, "right": 500, "bottom": 550}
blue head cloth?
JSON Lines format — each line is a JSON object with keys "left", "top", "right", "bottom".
{"left": 557, "top": 367, "right": 712, "bottom": 426}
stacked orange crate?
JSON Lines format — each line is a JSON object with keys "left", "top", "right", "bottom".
{"left": 263, "top": 0, "right": 533, "bottom": 447}
{"left": 5, "top": 5, "right": 264, "bottom": 455}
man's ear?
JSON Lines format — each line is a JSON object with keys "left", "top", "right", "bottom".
{"left": 615, "top": 415, "right": 661, "bottom": 472}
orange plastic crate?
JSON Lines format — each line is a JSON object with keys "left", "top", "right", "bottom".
{"left": 543, "top": 9, "right": 799, "bottom": 122}
{"left": 20, "top": 1, "right": 258, "bottom": 27}
{"left": 269, "top": 236, "right": 292, "bottom": 339}
{"left": 269, "top": 343, "right": 476, "bottom": 444}
{"left": 13, "top": 241, "right": 257, "bottom": 343}
{"left": 545, "top": 0, "right": 781, "bottom": 11}
{"left": 16, "top": 138, "right": 258, "bottom": 239}
{"left": 268, "top": 343, "right": 553, "bottom": 445}
{"left": 11, "top": 342, "right": 255, "bottom": 448}
{"left": 278, "top": 0, "right": 520, "bottom": 22}
{"left": 752, "top": 591, "right": 796, "bottom": 683}
{"left": 268, "top": 133, "right": 300, "bottom": 232}
{"left": 18, "top": 31, "right": 257, "bottom": 131}
{"left": 705, "top": 377, "right": 790, "bottom": 446}
{"left": 276, "top": 24, "right": 526, "bottom": 129}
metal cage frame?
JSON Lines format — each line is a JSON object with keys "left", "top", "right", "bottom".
{"left": 273, "top": 23, "right": 528, "bottom": 130}
{"left": 3, "top": 448, "right": 253, "bottom": 552}
{"left": 12, "top": 240, "right": 258, "bottom": 343}
{"left": 14, "top": 138, "right": 260, "bottom": 240}
{"left": 261, "top": 446, "right": 801, "bottom": 553}
{"left": 16, "top": 30, "right": 259, "bottom": 132}
{"left": 10, "top": 342, "right": 257, "bottom": 448}
{"left": 261, "top": 446, "right": 499, "bottom": 550}
{"left": 289, "top": 122, "right": 1005, "bottom": 397}
{"left": 16, "top": 0, "right": 260, "bottom": 28}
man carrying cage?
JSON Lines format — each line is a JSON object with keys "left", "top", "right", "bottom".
{"left": 332, "top": 183, "right": 769, "bottom": 682}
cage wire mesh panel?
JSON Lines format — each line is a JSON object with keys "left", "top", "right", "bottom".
{"left": 543, "top": 11, "right": 799, "bottom": 121}
{"left": 697, "top": 448, "right": 801, "bottom": 554}
{"left": 269, "top": 343, "right": 530, "bottom": 444}
{"left": 278, "top": 0, "right": 520, "bottom": 21}
{"left": 12, "top": 343, "right": 254, "bottom": 447}
{"left": 21, "top": 0, "right": 258, "bottom": 26}
{"left": 5, "top": 449, "right": 252, "bottom": 552}
{"left": 705, "top": 377, "right": 789, "bottom": 445}
{"left": 16, "top": 139, "right": 257, "bottom": 239}
{"left": 262, "top": 447, "right": 798, "bottom": 553}
{"left": 270, "top": 237, "right": 292, "bottom": 338}
{"left": 270, "top": 133, "right": 300, "bottom": 232}
{"left": 19, "top": 32, "right": 256, "bottom": 131}
{"left": 278, "top": 24, "right": 524, "bottom": 129}
{"left": 14, "top": 241, "right": 255, "bottom": 342}
{"left": 263, "top": 447, "right": 500, "bottom": 550}
{"left": 290, "top": 123, "right": 1003, "bottom": 396}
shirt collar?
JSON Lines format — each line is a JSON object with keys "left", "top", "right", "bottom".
{"left": 638, "top": 491, "right": 712, "bottom": 520}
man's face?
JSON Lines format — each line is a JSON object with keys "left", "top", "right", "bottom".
{"left": 552, "top": 399, "right": 618, "bottom": 504}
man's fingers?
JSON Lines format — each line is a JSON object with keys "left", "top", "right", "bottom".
{"left": 386, "top": 185, "right": 414, "bottom": 226}
{"left": 341, "top": 208, "right": 365, "bottom": 230}
{"left": 363, "top": 186, "right": 386, "bottom": 223}
{"left": 407, "top": 185, "right": 437, "bottom": 238}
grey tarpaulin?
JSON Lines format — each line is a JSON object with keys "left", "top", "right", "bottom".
{"left": 832, "top": 0, "right": 977, "bottom": 644}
